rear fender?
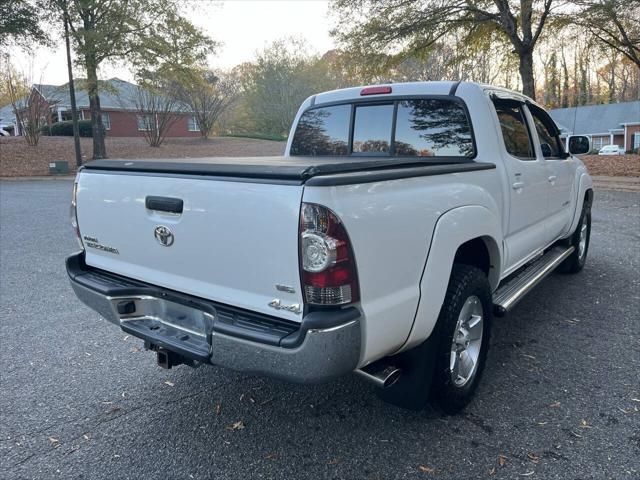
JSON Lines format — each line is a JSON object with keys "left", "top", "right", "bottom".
{"left": 397, "top": 205, "right": 503, "bottom": 353}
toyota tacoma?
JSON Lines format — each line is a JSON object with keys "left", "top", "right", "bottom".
{"left": 67, "top": 81, "right": 593, "bottom": 413}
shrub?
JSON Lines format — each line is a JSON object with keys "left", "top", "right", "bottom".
{"left": 41, "top": 120, "right": 95, "bottom": 137}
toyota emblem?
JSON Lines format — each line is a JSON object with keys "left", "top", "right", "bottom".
{"left": 154, "top": 225, "right": 174, "bottom": 247}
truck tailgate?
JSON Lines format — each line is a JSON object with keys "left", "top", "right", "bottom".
{"left": 76, "top": 171, "right": 304, "bottom": 322}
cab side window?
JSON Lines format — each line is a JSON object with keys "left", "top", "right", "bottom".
{"left": 493, "top": 100, "right": 535, "bottom": 160}
{"left": 529, "top": 107, "right": 563, "bottom": 158}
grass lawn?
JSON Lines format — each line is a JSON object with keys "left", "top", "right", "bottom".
{"left": 1, "top": 136, "right": 638, "bottom": 178}
{"left": 0, "top": 136, "right": 286, "bottom": 177}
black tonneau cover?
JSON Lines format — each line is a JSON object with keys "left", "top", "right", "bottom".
{"left": 82, "top": 156, "right": 495, "bottom": 186}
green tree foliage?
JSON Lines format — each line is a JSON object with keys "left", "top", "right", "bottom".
{"left": 54, "top": 0, "right": 216, "bottom": 159}
{"left": 0, "top": 0, "right": 49, "bottom": 48}
{"left": 330, "top": 0, "right": 559, "bottom": 100}
{"left": 240, "top": 38, "right": 336, "bottom": 136}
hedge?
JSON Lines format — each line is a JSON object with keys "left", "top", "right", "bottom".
{"left": 41, "top": 120, "right": 95, "bottom": 137}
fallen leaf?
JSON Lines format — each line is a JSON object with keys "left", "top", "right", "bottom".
{"left": 488, "top": 467, "right": 496, "bottom": 476}
{"left": 498, "top": 454, "right": 507, "bottom": 467}
{"left": 537, "top": 422, "right": 547, "bottom": 426}
{"left": 419, "top": 465, "right": 436, "bottom": 474}
{"left": 130, "top": 346, "right": 141, "bottom": 353}
{"left": 227, "top": 420, "right": 245, "bottom": 431}
{"left": 328, "top": 458, "right": 341, "bottom": 465}
{"left": 164, "top": 381, "right": 175, "bottom": 387}
{"left": 82, "top": 434, "right": 90, "bottom": 441}
{"left": 549, "top": 401, "right": 561, "bottom": 408}
{"left": 265, "top": 452, "right": 278, "bottom": 460}
{"left": 527, "top": 453, "right": 539, "bottom": 463}
{"left": 215, "top": 404, "right": 221, "bottom": 415}
{"left": 580, "top": 419, "right": 591, "bottom": 428}
{"left": 48, "top": 436, "right": 61, "bottom": 448}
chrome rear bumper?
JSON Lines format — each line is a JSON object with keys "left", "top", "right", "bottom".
{"left": 67, "top": 252, "right": 361, "bottom": 383}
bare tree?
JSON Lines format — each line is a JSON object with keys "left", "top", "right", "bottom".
{"left": 571, "top": 0, "right": 640, "bottom": 69}
{"left": 3, "top": 60, "right": 54, "bottom": 146}
{"left": 178, "top": 70, "right": 239, "bottom": 139}
{"left": 128, "top": 82, "right": 182, "bottom": 147}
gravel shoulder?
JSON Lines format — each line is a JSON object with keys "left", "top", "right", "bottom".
{"left": 0, "top": 182, "right": 638, "bottom": 479}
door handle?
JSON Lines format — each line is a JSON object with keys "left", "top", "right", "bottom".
{"left": 145, "top": 196, "right": 184, "bottom": 214}
{"left": 512, "top": 181, "right": 525, "bottom": 190}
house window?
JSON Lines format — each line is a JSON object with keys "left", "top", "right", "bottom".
{"left": 137, "top": 114, "right": 152, "bottom": 131}
{"left": 101, "top": 112, "right": 110, "bottom": 130}
{"left": 634, "top": 133, "right": 640, "bottom": 150}
{"left": 188, "top": 116, "right": 200, "bottom": 132}
{"left": 592, "top": 137, "right": 610, "bottom": 151}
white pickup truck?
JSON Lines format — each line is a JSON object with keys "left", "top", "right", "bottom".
{"left": 67, "top": 81, "right": 593, "bottom": 413}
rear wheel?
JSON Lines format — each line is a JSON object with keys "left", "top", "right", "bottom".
{"left": 377, "top": 264, "right": 492, "bottom": 413}
{"left": 430, "top": 264, "right": 493, "bottom": 414}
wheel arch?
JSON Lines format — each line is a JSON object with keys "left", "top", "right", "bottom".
{"left": 396, "top": 205, "right": 503, "bottom": 354}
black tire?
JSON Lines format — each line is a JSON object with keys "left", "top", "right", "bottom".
{"left": 558, "top": 201, "right": 591, "bottom": 274}
{"left": 377, "top": 264, "right": 492, "bottom": 413}
{"left": 430, "top": 264, "right": 493, "bottom": 414}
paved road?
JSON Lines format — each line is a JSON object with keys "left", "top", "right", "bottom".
{"left": 1, "top": 180, "right": 638, "bottom": 480}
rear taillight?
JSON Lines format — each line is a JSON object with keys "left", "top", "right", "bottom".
{"left": 299, "top": 203, "right": 359, "bottom": 306}
{"left": 70, "top": 180, "right": 83, "bottom": 250}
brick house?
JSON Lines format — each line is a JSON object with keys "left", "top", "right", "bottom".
{"left": 549, "top": 101, "right": 640, "bottom": 153}
{"left": 2, "top": 78, "right": 202, "bottom": 138}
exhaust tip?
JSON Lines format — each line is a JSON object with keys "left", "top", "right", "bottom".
{"left": 356, "top": 363, "right": 401, "bottom": 389}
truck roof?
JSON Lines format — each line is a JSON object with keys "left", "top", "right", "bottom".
{"left": 308, "top": 81, "right": 535, "bottom": 108}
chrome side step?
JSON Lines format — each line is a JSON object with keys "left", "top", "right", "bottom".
{"left": 493, "top": 245, "right": 574, "bottom": 316}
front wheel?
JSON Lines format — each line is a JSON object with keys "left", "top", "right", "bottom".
{"left": 559, "top": 201, "right": 591, "bottom": 274}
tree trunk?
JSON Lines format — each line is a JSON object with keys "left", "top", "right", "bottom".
{"left": 85, "top": 53, "right": 107, "bottom": 159}
{"left": 518, "top": 49, "right": 536, "bottom": 100}
{"left": 63, "top": 9, "right": 82, "bottom": 167}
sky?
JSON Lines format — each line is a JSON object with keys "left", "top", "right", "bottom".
{"left": 17, "top": 0, "right": 335, "bottom": 85}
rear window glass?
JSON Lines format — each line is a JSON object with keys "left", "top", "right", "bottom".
{"left": 289, "top": 104, "right": 350, "bottom": 156}
{"left": 394, "top": 99, "right": 474, "bottom": 157}
{"left": 290, "top": 97, "right": 475, "bottom": 158}
{"left": 352, "top": 104, "right": 394, "bottom": 154}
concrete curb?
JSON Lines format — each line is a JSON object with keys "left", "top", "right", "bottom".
{"left": 593, "top": 176, "right": 640, "bottom": 193}
{"left": 1, "top": 175, "right": 75, "bottom": 181}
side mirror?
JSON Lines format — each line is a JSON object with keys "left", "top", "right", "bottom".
{"left": 567, "top": 135, "right": 590, "bottom": 155}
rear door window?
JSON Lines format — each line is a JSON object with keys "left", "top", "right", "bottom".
{"left": 394, "top": 99, "right": 474, "bottom": 157}
{"left": 352, "top": 104, "right": 394, "bottom": 154}
{"left": 289, "top": 104, "right": 350, "bottom": 156}
{"left": 493, "top": 100, "right": 535, "bottom": 160}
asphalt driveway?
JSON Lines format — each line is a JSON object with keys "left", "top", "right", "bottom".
{"left": 1, "top": 180, "right": 638, "bottom": 479}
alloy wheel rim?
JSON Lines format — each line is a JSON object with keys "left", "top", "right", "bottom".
{"left": 578, "top": 223, "right": 588, "bottom": 259}
{"left": 450, "top": 295, "right": 484, "bottom": 387}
